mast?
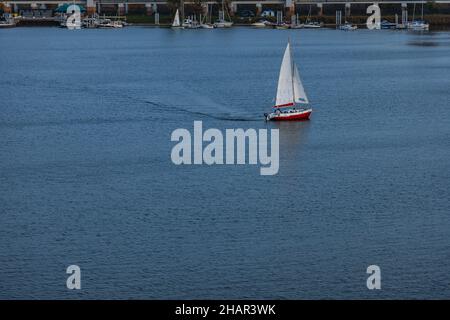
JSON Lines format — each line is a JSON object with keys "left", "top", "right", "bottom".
{"left": 421, "top": 2, "right": 424, "bottom": 20}
{"left": 209, "top": 4, "right": 212, "bottom": 23}
{"left": 181, "top": 0, "right": 185, "bottom": 22}
{"left": 289, "top": 39, "right": 295, "bottom": 105}
{"left": 220, "top": 0, "right": 225, "bottom": 21}
{"left": 307, "top": 5, "right": 312, "bottom": 23}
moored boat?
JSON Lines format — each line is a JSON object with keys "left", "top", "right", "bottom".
{"left": 264, "top": 41, "right": 312, "bottom": 121}
{"left": 407, "top": 20, "right": 429, "bottom": 31}
{"left": 290, "top": 24, "right": 304, "bottom": 29}
{"left": 290, "top": 14, "right": 304, "bottom": 29}
{"left": 214, "top": 20, "right": 233, "bottom": 28}
{"left": 303, "top": 22, "right": 321, "bottom": 28}
{"left": 214, "top": 0, "right": 233, "bottom": 28}
{"left": 0, "top": 14, "right": 16, "bottom": 28}
{"left": 199, "top": 5, "right": 215, "bottom": 28}
{"left": 98, "top": 19, "right": 123, "bottom": 28}
{"left": 303, "top": 5, "right": 322, "bottom": 28}
{"left": 251, "top": 20, "right": 271, "bottom": 28}
{"left": 0, "top": 21, "right": 15, "bottom": 28}
{"left": 338, "top": 22, "right": 357, "bottom": 31}
{"left": 274, "top": 8, "right": 289, "bottom": 29}
{"left": 275, "top": 23, "right": 289, "bottom": 30}
{"left": 82, "top": 17, "right": 99, "bottom": 28}
{"left": 407, "top": 3, "right": 429, "bottom": 31}
{"left": 381, "top": 20, "right": 397, "bottom": 29}
{"left": 171, "top": 9, "right": 184, "bottom": 29}
{"left": 200, "top": 23, "right": 214, "bottom": 29}
{"left": 183, "top": 17, "right": 201, "bottom": 29}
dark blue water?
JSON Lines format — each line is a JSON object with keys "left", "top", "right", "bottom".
{"left": 0, "top": 27, "right": 449, "bottom": 299}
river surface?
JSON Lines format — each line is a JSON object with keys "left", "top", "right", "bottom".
{"left": 0, "top": 27, "right": 450, "bottom": 299}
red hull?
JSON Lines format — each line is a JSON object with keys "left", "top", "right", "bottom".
{"left": 271, "top": 110, "right": 312, "bottom": 121}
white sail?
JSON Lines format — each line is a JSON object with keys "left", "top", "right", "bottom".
{"left": 275, "top": 43, "right": 294, "bottom": 107}
{"left": 293, "top": 63, "right": 309, "bottom": 104}
{"left": 172, "top": 9, "right": 181, "bottom": 27}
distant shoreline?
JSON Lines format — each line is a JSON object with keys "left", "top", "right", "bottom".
{"left": 8, "top": 15, "right": 450, "bottom": 30}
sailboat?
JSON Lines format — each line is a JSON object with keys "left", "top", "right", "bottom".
{"left": 407, "top": 3, "right": 429, "bottom": 30}
{"left": 264, "top": 41, "right": 312, "bottom": 121}
{"left": 338, "top": 21, "right": 357, "bottom": 31}
{"left": 290, "top": 14, "right": 304, "bottom": 29}
{"left": 200, "top": 9, "right": 214, "bottom": 29}
{"left": 0, "top": 13, "right": 16, "bottom": 28}
{"left": 275, "top": 10, "right": 289, "bottom": 29}
{"left": 171, "top": 9, "right": 184, "bottom": 29}
{"left": 214, "top": 0, "right": 233, "bottom": 28}
{"left": 183, "top": 15, "right": 201, "bottom": 29}
{"left": 304, "top": 5, "right": 321, "bottom": 28}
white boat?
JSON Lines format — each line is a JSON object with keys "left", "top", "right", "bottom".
{"left": 303, "top": 5, "right": 321, "bottom": 28}
{"left": 381, "top": 20, "right": 397, "bottom": 29}
{"left": 0, "top": 22, "right": 15, "bottom": 28}
{"left": 408, "top": 20, "right": 429, "bottom": 31}
{"left": 183, "top": 17, "right": 201, "bottom": 29}
{"left": 264, "top": 41, "right": 312, "bottom": 121}
{"left": 199, "top": 5, "right": 215, "bottom": 29}
{"left": 214, "top": 19, "right": 233, "bottom": 27}
{"left": 289, "top": 14, "right": 304, "bottom": 29}
{"left": 0, "top": 14, "right": 16, "bottom": 28}
{"left": 214, "top": 20, "right": 233, "bottom": 28}
{"left": 0, "top": 21, "right": 15, "bottom": 28}
{"left": 407, "top": 3, "right": 429, "bottom": 31}
{"left": 171, "top": 9, "right": 184, "bottom": 29}
{"left": 98, "top": 19, "right": 123, "bottom": 28}
{"left": 291, "top": 24, "right": 305, "bottom": 29}
{"left": 291, "top": 23, "right": 305, "bottom": 29}
{"left": 303, "top": 22, "right": 321, "bottom": 28}
{"left": 275, "top": 23, "right": 290, "bottom": 30}
{"left": 200, "top": 23, "right": 214, "bottom": 29}
{"left": 339, "top": 22, "right": 357, "bottom": 31}
{"left": 251, "top": 21, "right": 269, "bottom": 28}
{"left": 274, "top": 10, "right": 289, "bottom": 29}
{"left": 214, "top": 0, "right": 233, "bottom": 28}
{"left": 115, "top": 21, "right": 124, "bottom": 28}
{"left": 82, "top": 17, "right": 99, "bottom": 28}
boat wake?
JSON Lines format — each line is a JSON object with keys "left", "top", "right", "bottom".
{"left": 123, "top": 84, "right": 261, "bottom": 122}
{"left": 0, "top": 116, "right": 157, "bottom": 129}
{"left": 142, "top": 100, "right": 259, "bottom": 122}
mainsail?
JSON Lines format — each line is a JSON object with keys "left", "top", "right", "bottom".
{"left": 172, "top": 9, "right": 181, "bottom": 27}
{"left": 275, "top": 43, "right": 308, "bottom": 107}
{"left": 275, "top": 43, "right": 294, "bottom": 107}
